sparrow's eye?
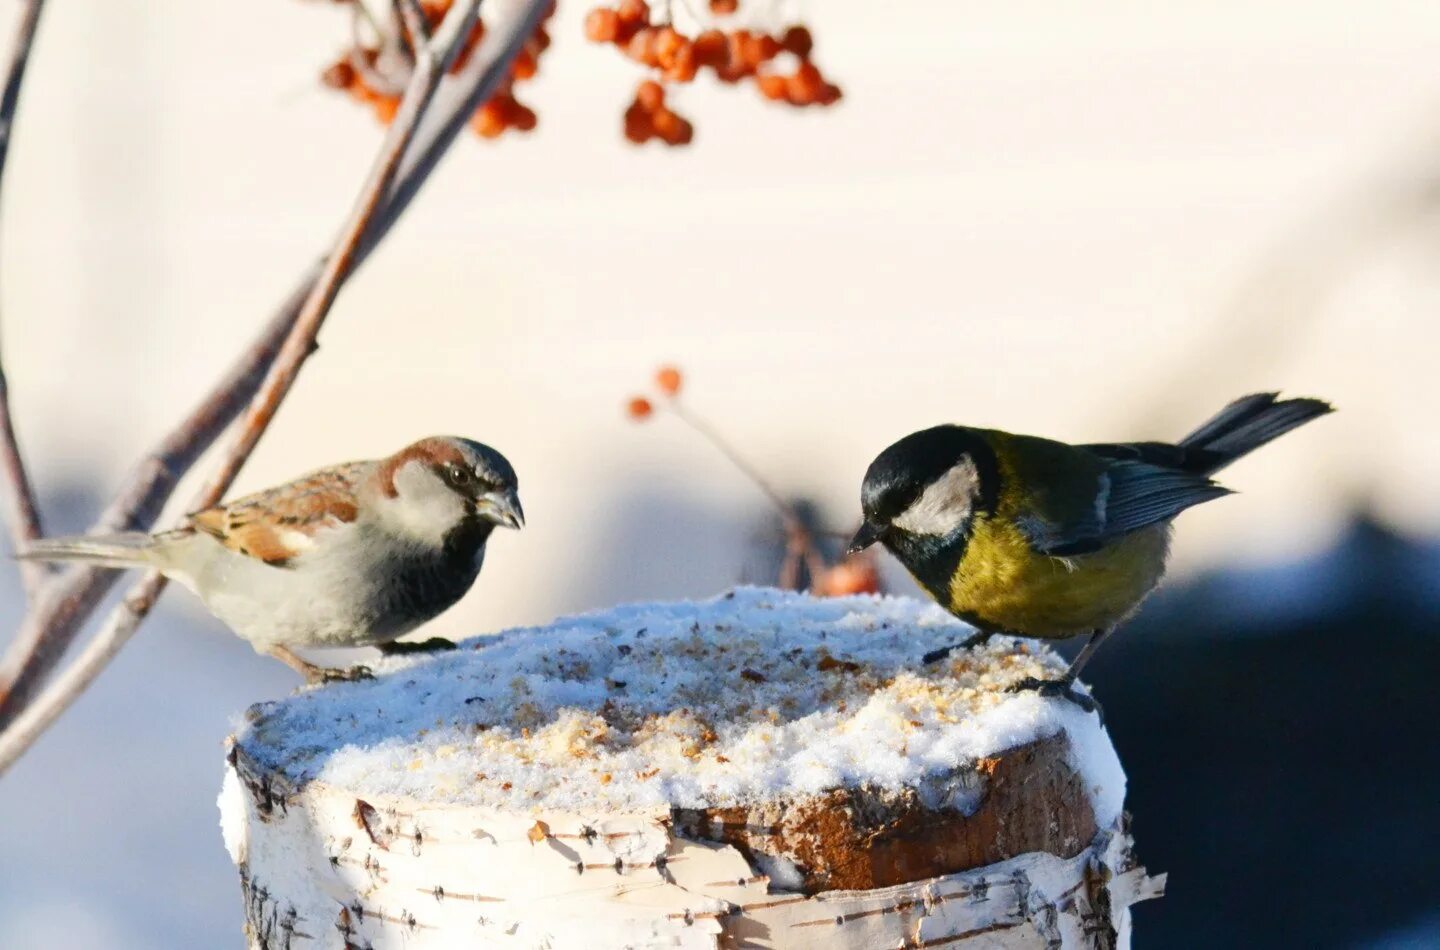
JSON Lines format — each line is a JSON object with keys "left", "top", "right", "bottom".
{"left": 444, "top": 465, "right": 473, "bottom": 489}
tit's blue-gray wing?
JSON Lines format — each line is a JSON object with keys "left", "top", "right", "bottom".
{"left": 1017, "top": 454, "right": 1231, "bottom": 557}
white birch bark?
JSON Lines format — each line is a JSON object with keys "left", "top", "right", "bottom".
{"left": 219, "top": 590, "right": 1164, "bottom": 949}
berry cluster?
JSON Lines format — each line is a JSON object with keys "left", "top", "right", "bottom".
{"left": 624, "top": 81, "right": 693, "bottom": 146}
{"left": 316, "top": 0, "right": 554, "bottom": 140}
{"left": 585, "top": 0, "right": 841, "bottom": 146}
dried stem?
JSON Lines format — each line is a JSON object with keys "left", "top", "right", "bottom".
{"left": 667, "top": 399, "right": 828, "bottom": 588}
{"left": 0, "top": 0, "right": 49, "bottom": 597}
{"left": 0, "top": 0, "right": 554, "bottom": 773}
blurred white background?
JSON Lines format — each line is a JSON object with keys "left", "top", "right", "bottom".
{"left": 2, "top": 0, "right": 1439, "bottom": 945}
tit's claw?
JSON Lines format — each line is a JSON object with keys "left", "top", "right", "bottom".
{"left": 922, "top": 644, "right": 956, "bottom": 664}
{"left": 377, "top": 637, "right": 457, "bottom": 656}
{"left": 923, "top": 629, "right": 994, "bottom": 665}
{"left": 1007, "top": 676, "right": 1102, "bottom": 720}
{"left": 312, "top": 664, "right": 374, "bottom": 685}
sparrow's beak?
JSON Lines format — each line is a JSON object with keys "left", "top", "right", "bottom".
{"left": 847, "top": 520, "right": 884, "bottom": 555}
{"left": 477, "top": 489, "right": 525, "bottom": 530}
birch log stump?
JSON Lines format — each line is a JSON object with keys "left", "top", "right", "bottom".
{"left": 220, "top": 588, "right": 1164, "bottom": 949}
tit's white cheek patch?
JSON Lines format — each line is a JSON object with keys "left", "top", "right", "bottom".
{"left": 892, "top": 457, "right": 981, "bottom": 537}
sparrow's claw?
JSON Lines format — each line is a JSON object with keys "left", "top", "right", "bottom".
{"left": 377, "top": 637, "right": 457, "bottom": 656}
{"left": 1007, "top": 676, "right": 1102, "bottom": 720}
{"left": 313, "top": 664, "right": 374, "bottom": 685}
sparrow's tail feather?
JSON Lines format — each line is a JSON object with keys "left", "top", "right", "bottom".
{"left": 1180, "top": 392, "right": 1334, "bottom": 474}
{"left": 16, "top": 533, "right": 159, "bottom": 569}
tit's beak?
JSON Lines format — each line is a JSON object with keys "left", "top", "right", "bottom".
{"left": 477, "top": 488, "right": 525, "bottom": 530}
{"left": 847, "top": 521, "right": 884, "bottom": 555}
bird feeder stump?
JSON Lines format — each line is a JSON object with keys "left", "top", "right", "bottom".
{"left": 220, "top": 588, "right": 1164, "bottom": 948}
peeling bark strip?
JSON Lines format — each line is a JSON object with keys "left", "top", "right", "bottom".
{"left": 673, "top": 735, "right": 1097, "bottom": 893}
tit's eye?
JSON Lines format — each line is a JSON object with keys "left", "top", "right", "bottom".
{"left": 444, "top": 465, "right": 473, "bottom": 489}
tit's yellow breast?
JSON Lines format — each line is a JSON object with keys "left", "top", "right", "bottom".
{"left": 947, "top": 516, "right": 1170, "bottom": 639}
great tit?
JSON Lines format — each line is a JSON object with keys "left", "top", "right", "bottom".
{"left": 849, "top": 392, "right": 1333, "bottom": 713}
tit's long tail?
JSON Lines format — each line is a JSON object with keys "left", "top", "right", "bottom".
{"left": 16, "top": 533, "right": 159, "bottom": 569}
{"left": 1180, "top": 392, "right": 1333, "bottom": 474}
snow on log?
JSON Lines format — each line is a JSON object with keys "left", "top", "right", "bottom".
{"left": 220, "top": 587, "right": 1164, "bottom": 948}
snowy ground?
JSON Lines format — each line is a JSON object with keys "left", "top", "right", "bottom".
{"left": 235, "top": 588, "right": 1122, "bottom": 820}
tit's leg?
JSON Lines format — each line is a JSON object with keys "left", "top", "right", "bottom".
{"left": 267, "top": 646, "right": 373, "bottom": 685}
{"left": 1007, "top": 627, "right": 1114, "bottom": 718}
{"left": 376, "top": 637, "right": 457, "bottom": 656}
{"left": 923, "top": 628, "right": 995, "bottom": 665}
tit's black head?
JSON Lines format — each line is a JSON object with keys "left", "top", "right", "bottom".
{"left": 850, "top": 426, "right": 1000, "bottom": 559}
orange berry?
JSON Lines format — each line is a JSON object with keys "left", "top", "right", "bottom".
{"left": 728, "top": 30, "right": 751, "bottom": 68}
{"left": 321, "top": 60, "right": 356, "bottom": 90}
{"left": 651, "top": 108, "right": 679, "bottom": 137}
{"left": 664, "top": 44, "right": 698, "bottom": 82}
{"left": 655, "top": 366, "right": 682, "bottom": 394}
{"left": 692, "top": 29, "right": 727, "bottom": 67}
{"left": 652, "top": 109, "right": 693, "bottom": 146}
{"left": 714, "top": 62, "right": 747, "bottom": 84}
{"left": 816, "top": 82, "right": 842, "bottom": 106}
{"left": 512, "top": 48, "right": 538, "bottom": 80}
{"left": 709, "top": 0, "right": 738, "bottom": 12}
{"left": 745, "top": 33, "right": 780, "bottom": 65}
{"left": 756, "top": 73, "right": 787, "bottom": 101}
{"left": 635, "top": 79, "right": 665, "bottom": 112}
{"left": 781, "top": 25, "right": 813, "bottom": 58}
{"left": 813, "top": 558, "right": 881, "bottom": 597}
{"left": 373, "top": 96, "right": 400, "bottom": 124}
{"left": 472, "top": 101, "right": 508, "bottom": 138}
{"left": 626, "top": 396, "right": 654, "bottom": 419}
{"left": 511, "top": 101, "right": 538, "bottom": 131}
{"left": 787, "top": 62, "right": 822, "bottom": 104}
{"left": 626, "top": 27, "right": 659, "bottom": 66}
{"left": 623, "top": 104, "right": 653, "bottom": 143}
{"left": 654, "top": 27, "right": 684, "bottom": 67}
{"left": 585, "top": 8, "right": 620, "bottom": 42}
{"left": 616, "top": 0, "right": 649, "bottom": 25}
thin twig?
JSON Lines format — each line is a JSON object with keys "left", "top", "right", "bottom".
{"left": 0, "top": 0, "right": 509, "bottom": 775}
{"left": 0, "top": 0, "right": 49, "bottom": 597}
{"left": 667, "top": 398, "right": 832, "bottom": 590}
{"left": 669, "top": 400, "right": 805, "bottom": 535}
{"left": 396, "top": 0, "right": 432, "bottom": 48}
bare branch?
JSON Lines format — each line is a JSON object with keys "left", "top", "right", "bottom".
{"left": 0, "top": 0, "right": 49, "bottom": 597}
{"left": 0, "top": 0, "right": 520, "bottom": 773}
{"left": 0, "top": 0, "right": 540, "bottom": 735}
{"left": 0, "top": 273, "right": 314, "bottom": 726}
{"left": 0, "top": 570, "right": 164, "bottom": 776}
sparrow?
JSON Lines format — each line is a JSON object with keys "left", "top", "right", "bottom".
{"left": 20, "top": 436, "right": 523, "bottom": 683}
{"left": 848, "top": 393, "right": 1333, "bottom": 713}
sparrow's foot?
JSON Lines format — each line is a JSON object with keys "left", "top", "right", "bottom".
{"left": 377, "top": 637, "right": 457, "bottom": 656}
{"left": 923, "top": 629, "right": 994, "bottom": 665}
{"left": 1006, "top": 676, "right": 1102, "bottom": 719}
{"left": 313, "top": 664, "right": 374, "bottom": 685}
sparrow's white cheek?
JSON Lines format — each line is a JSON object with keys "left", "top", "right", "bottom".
{"left": 892, "top": 457, "right": 981, "bottom": 538}
{"left": 379, "top": 462, "right": 468, "bottom": 543}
